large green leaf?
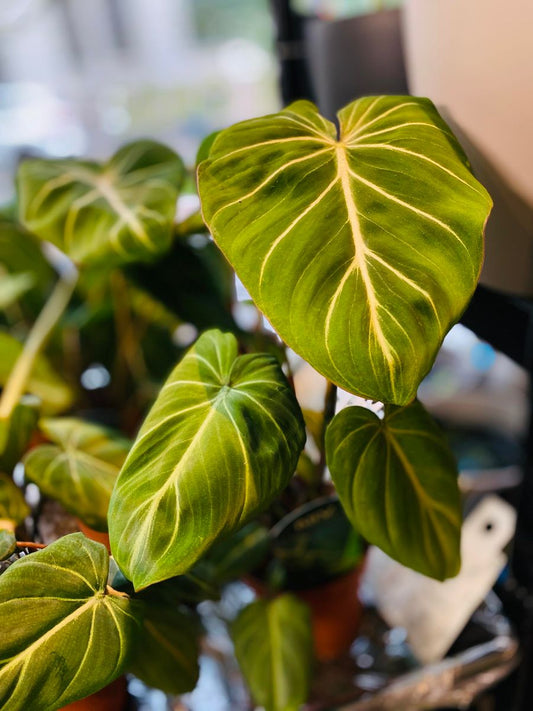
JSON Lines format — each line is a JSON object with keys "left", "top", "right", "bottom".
{"left": 0, "top": 473, "right": 30, "bottom": 526}
{"left": 0, "top": 533, "right": 141, "bottom": 710}
{"left": 24, "top": 418, "right": 130, "bottom": 531}
{"left": 0, "top": 332, "right": 73, "bottom": 414}
{"left": 326, "top": 401, "right": 461, "bottom": 580}
{"left": 17, "top": 141, "right": 185, "bottom": 267}
{"left": 198, "top": 97, "right": 492, "bottom": 405}
{"left": 129, "top": 598, "right": 200, "bottom": 693}
{"left": 109, "top": 329, "right": 305, "bottom": 590}
{"left": 232, "top": 594, "right": 313, "bottom": 711}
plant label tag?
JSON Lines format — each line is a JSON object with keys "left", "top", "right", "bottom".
{"left": 270, "top": 495, "right": 364, "bottom": 590}
{"left": 363, "top": 495, "right": 516, "bottom": 664}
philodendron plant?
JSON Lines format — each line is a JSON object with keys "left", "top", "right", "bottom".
{"left": 0, "top": 95, "right": 491, "bottom": 711}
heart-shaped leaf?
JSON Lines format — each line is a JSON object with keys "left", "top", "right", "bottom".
{"left": 17, "top": 141, "right": 185, "bottom": 267}
{"left": 0, "top": 332, "right": 73, "bottom": 415}
{"left": 198, "top": 97, "right": 492, "bottom": 405}
{"left": 109, "top": 329, "right": 305, "bottom": 590}
{"left": 232, "top": 594, "right": 313, "bottom": 711}
{"left": 0, "top": 533, "right": 141, "bottom": 710}
{"left": 24, "top": 418, "right": 130, "bottom": 531}
{"left": 326, "top": 401, "right": 461, "bottom": 580}
{"left": 0, "top": 473, "right": 29, "bottom": 526}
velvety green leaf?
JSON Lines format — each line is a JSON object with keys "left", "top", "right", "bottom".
{"left": 23, "top": 418, "right": 130, "bottom": 531}
{"left": 0, "top": 473, "right": 29, "bottom": 525}
{"left": 0, "top": 530, "right": 16, "bottom": 560}
{"left": 129, "top": 601, "right": 200, "bottom": 693}
{"left": 17, "top": 141, "right": 185, "bottom": 267}
{"left": 0, "top": 533, "right": 141, "bottom": 710}
{"left": 232, "top": 594, "right": 313, "bottom": 711}
{"left": 0, "top": 395, "right": 40, "bottom": 470}
{"left": 326, "top": 401, "right": 461, "bottom": 580}
{"left": 198, "top": 97, "right": 492, "bottom": 405}
{"left": 109, "top": 329, "right": 305, "bottom": 590}
{"left": 0, "top": 331, "right": 73, "bottom": 414}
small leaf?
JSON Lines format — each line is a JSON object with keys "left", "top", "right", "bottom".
{"left": 198, "top": 97, "right": 492, "bottom": 405}
{"left": 0, "top": 533, "right": 141, "bottom": 710}
{"left": 326, "top": 401, "right": 461, "bottom": 580}
{"left": 129, "top": 599, "right": 200, "bottom": 694}
{"left": 0, "top": 331, "right": 73, "bottom": 414}
{"left": 24, "top": 418, "right": 130, "bottom": 531}
{"left": 109, "top": 329, "right": 305, "bottom": 590}
{"left": 232, "top": 595, "right": 313, "bottom": 711}
{"left": 17, "top": 141, "right": 185, "bottom": 267}
{"left": 0, "top": 530, "right": 16, "bottom": 560}
{"left": 0, "top": 395, "right": 40, "bottom": 470}
{"left": 0, "top": 473, "right": 29, "bottom": 525}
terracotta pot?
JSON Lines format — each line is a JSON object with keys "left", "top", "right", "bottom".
{"left": 296, "top": 564, "right": 365, "bottom": 662}
{"left": 75, "top": 519, "right": 111, "bottom": 552}
{"left": 60, "top": 675, "right": 128, "bottom": 711}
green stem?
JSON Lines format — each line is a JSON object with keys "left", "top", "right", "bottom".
{"left": 317, "top": 380, "right": 338, "bottom": 478}
{"left": 0, "top": 261, "right": 78, "bottom": 420}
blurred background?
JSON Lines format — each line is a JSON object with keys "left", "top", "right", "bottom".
{"left": 1, "top": 1, "right": 531, "bottom": 708}
{"left": 0, "top": 0, "right": 281, "bottom": 201}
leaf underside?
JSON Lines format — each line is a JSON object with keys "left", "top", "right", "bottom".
{"left": 109, "top": 329, "right": 305, "bottom": 590}
{"left": 198, "top": 96, "right": 492, "bottom": 404}
{"left": 129, "top": 600, "right": 200, "bottom": 694}
{"left": 232, "top": 594, "right": 313, "bottom": 711}
{"left": 0, "top": 534, "right": 140, "bottom": 710}
{"left": 326, "top": 401, "right": 462, "bottom": 580}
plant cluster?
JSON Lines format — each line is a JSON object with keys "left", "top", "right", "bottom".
{"left": 0, "top": 95, "right": 491, "bottom": 710}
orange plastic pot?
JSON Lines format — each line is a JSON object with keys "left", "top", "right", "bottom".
{"left": 60, "top": 675, "right": 128, "bottom": 711}
{"left": 296, "top": 564, "right": 365, "bottom": 662}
